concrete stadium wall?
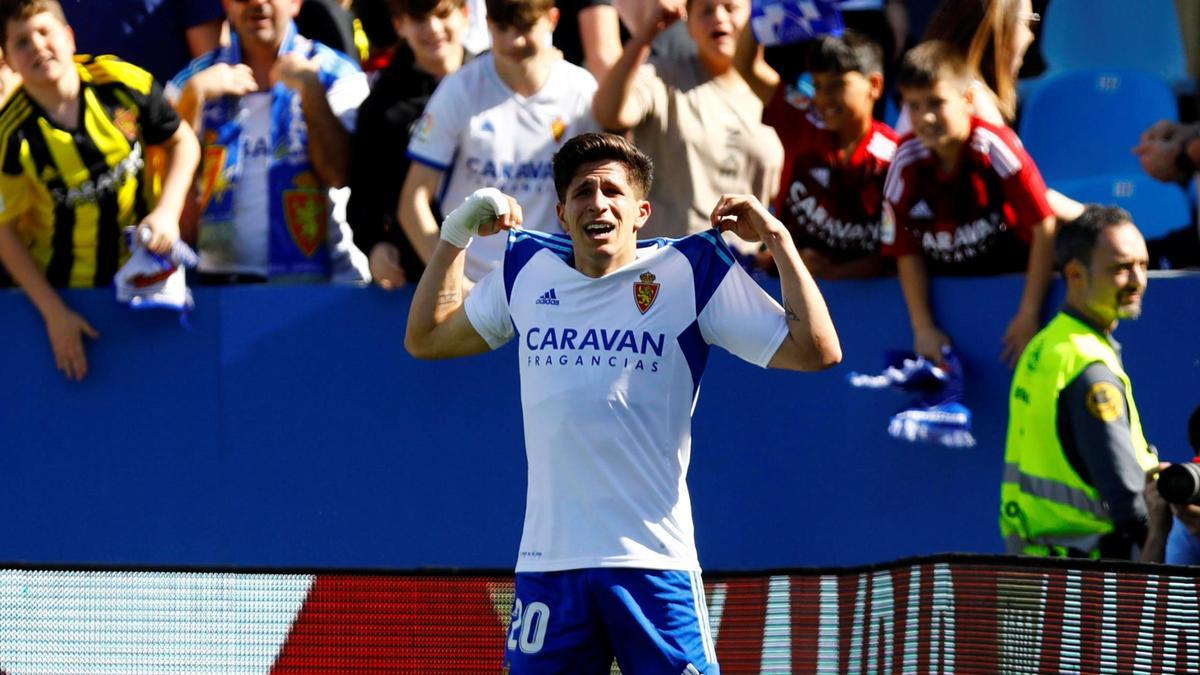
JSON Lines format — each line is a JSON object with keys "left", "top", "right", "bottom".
{"left": 2, "top": 273, "right": 1197, "bottom": 570}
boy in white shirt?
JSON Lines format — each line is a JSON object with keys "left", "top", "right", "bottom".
{"left": 401, "top": 0, "right": 599, "bottom": 281}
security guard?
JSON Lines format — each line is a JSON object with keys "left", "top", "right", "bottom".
{"left": 1001, "top": 205, "right": 1159, "bottom": 559}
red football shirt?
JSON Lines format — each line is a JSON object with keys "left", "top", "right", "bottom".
{"left": 880, "top": 118, "right": 1053, "bottom": 275}
{"left": 764, "top": 86, "right": 899, "bottom": 263}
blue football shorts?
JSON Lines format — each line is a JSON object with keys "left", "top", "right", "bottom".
{"left": 503, "top": 568, "right": 718, "bottom": 674}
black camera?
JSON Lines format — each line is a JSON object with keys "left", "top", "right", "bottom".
{"left": 1156, "top": 405, "right": 1200, "bottom": 505}
{"left": 1157, "top": 462, "right": 1200, "bottom": 505}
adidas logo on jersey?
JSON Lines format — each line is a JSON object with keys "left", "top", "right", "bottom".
{"left": 535, "top": 288, "right": 560, "bottom": 306}
{"left": 908, "top": 201, "right": 934, "bottom": 219}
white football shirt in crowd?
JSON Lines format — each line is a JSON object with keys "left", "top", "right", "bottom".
{"left": 407, "top": 54, "right": 599, "bottom": 280}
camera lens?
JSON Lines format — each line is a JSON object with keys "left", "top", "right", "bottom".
{"left": 1157, "top": 463, "right": 1200, "bottom": 505}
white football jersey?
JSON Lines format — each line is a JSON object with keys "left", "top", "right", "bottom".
{"left": 464, "top": 229, "right": 789, "bottom": 572}
{"left": 407, "top": 54, "right": 599, "bottom": 280}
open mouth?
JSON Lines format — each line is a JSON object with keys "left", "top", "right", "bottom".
{"left": 583, "top": 222, "right": 616, "bottom": 238}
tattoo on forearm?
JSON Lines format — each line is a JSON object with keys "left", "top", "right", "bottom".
{"left": 436, "top": 291, "right": 460, "bottom": 306}
{"left": 784, "top": 301, "right": 800, "bottom": 322}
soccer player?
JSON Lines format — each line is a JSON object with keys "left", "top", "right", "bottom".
{"left": 400, "top": 0, "right": 599, "bottom": 282}
{"left": 0, "top": 0, "right": 200, "bottom": 380}
{"left": 882, "top": 41, "right": 1055, "bottom": 366}
{"left": 405, "top": 132, "right": 841, "bottom": 673}
{"left": 739, "top": 29, "right": 898, "bottom": 279}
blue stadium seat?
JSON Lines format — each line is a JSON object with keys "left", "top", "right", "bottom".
{"left": 1018, "top": 69, "right": 1177, "bottom": 182}
{"left": 1052, "top": 173, "right": 1191, "bottom": 239}
{"left": 1039, "top": 0, "right": 1191, "bottom": 90}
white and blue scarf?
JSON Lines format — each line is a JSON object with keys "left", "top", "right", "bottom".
{"left": 170, "top": 23, "right": 357, "bottom": 278}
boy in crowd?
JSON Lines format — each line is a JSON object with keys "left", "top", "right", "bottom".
{"left": 882, "top": 41, "right": 1054, "bottom": 366}
{"left": 347, "top": 0, "right": 471, "bottom": 289}
{"left": 0, "top": 0, "right": 200, "bottom": 380}
{"left": 740, "top": 29, "right": 898, "bottom": 279}
{"left": 592, "top": 0, "right": 783, "bottom": 242}
{"left": 400, "top": 0, "right": 599, "bottom": 281}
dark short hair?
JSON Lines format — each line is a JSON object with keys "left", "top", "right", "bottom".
{"left": 808, "top": 30, "right": 884, "bottom": 76}
{"left": 0, "top": 0, "right": 67, "bottom": 48}
{"left": 896, "top": 40, "right": 971, "bottom": 91}
{"left": 553, "top": 132, "right": 653, "bottom": 202}
{"left": 485, "top": 0, "right": 554, "bottom": 29}
{"left": 386, "top": 0, "right": 467, "bottom": 19}
{"left": 1055, "top": 204, "right": 1135, "bottom": 270}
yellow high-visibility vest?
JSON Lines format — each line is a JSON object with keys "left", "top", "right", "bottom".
{"left": 1000, "top": 312, "right": 1157, "bottom": 557}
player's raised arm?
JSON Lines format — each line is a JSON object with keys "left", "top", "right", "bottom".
{"left": 711, "top": 194, "right": 842, "bottom": 371}
{"left": 405, "top": 189, "right": 523, "bottom": 360}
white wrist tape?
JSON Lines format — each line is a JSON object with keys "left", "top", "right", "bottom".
{"left": 440, "top": 187, "right": 510, "bottom": 249}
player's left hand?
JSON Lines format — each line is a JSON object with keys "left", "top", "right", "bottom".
{"left": 710, "top": 194, "right": 784, "bottom": 244}
{"left": 138, "top": 211, "right": 181, "bottom": 255}
{"left": 271, "top": 53, "right": 321, "bottom": 92}
{"left": 1001, "top": 309, "right": 1039, "bottom": 369}
{"left": 476, "top": 193, "right": 523, "bottom": 237}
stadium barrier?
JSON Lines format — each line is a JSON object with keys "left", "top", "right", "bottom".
{"left": 2, "top": 275, "right": 1198, "bottom": 570}
{"left": 2, "top": 554, "right": 1197, "bottom": 673}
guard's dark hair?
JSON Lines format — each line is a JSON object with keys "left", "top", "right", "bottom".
{"left": 1054, "top": 204, "right": 1135, "bottom": 270}
{"left": 808, "top": 30, "right": 884, "bottom": 76}
{"left": 553, "top": 132, "right": 653, "bottom": 202}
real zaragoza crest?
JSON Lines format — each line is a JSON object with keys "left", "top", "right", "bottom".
{"left": 634, "top": 272, "right": 660, "bottom": 314}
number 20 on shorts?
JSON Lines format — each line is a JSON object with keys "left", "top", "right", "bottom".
{"left": 507, "top": 599, "right": 551, "bottom": 654}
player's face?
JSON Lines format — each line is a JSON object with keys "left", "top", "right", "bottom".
{"left": 225, "top": 0, "right": 300, "bottom": 50}
{"left": 557, "top": 159, "right": 651, "bottom": 277}
{"left": 488, "top": 9, "right": 557, "bottom": 64}
{"left": 4, "top": 11, "right": 75, "bottom": 87}
{"left": 395, "top": 2, "right": 468, "bottom": 70}
{"left": 687, "top": 0, "right": 749, "bottom": 66}
{"left": 1080, "top": 223, "right": 1149, "bottom": 326}
{"left": 811, "top": 70, "right": 879, "bottom": 136}
{"left": 901, "top": 79, "right": 972, "bottom": 155}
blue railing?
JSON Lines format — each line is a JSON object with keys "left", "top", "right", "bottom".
{"left": 3, "top": 273, "right": 1196, "bottom": 570}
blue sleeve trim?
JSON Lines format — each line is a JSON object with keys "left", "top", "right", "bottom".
{"left": 168, "top": 51, "right": 219, "bottom": 90}
{"left": 677, "top": 320, "right": 711, "bottom": 403}
{"left": 406, "top": 150, "right": 451, "bottom": 172}
{"left": 503, "top": 230, "right": 571, "bottom": 302}
{"left": 669, "top": 229, "right": 735, "bottom": 316}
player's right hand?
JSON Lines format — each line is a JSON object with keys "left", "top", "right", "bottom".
{"left": 45, "top": 305, "right": 99, "bottom": 382}
{"left": 476, "top": 193, "right": 523, "bottom": 237}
